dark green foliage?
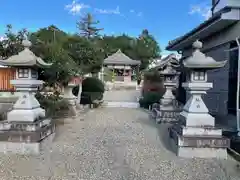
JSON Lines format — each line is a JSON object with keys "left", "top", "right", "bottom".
{"left": 30, "top": 26, "right": 79, "bottom": 87}
{"left": 82, "top": 77, "right": 104, "bottom": 93}
{"left": 0, "top": 24, "right": 27, "bottom": 59}
{"left": 144, "top": 70, "right": 162, "bottom": 82}
{"left": 0, "top": 21, "right": 161, "bottom": 87}
{"left": 63, "top": 35, "right": 104, "bottom": 74}
{"left": 81, "top": 92, "right": 103, "bottom": 104}
{"left": 139, "top": 91, "right": 162, "bottom": 109}
{"left": 35, "top": 92, "right": 69, "bottom": 117}
{"left": 72, "top": 77, "right": 105, "bottom": 105}
{"left": 82, "top": 77, "right": 104, "bottom": 104}
{"left": 142, "top": 69, "right": 165, "bottom": 97}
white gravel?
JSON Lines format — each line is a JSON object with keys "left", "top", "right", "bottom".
{"left": 104, "top": 90, "right": 140, "bottom": 102}
{"left": 0, "top": 108, "right": 239, "bottom": 180}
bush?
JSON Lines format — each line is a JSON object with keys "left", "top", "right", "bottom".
{"left": 72, "top": 77, "right": 105, "bottom": 105}
{"left": 82, "top": 77, "right": 104, "bottom": 93}
{"left": 139, "top": 91, "right": 162, "bottom": 109}
{"left": 80, "top": 92, "right": 103, "bottom": 105}
{"left": 142, "top": 70, "right": 165, "bottom": 97}
{"left": 35, "top": 91, "right": 69, "bottom": 117}
{"left": 144, "top": 70, "right": 162, "bottom": 82}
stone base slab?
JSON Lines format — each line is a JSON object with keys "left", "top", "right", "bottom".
{"left": 0, "top": 124, "right": 55, "bottom": 143}
{"left": 171, "top": 124, "right": 222, "bottom": 136}
{"left": 0, "top": 118, "right": 55, "bottom": 143}
{"left": 172, "top": 142, "right": 228, "bottom": 159}
{"left": 0, "top": 132, "right": 55, "bottom": 155}
{"left": 0, "top": 118, "right": 51, "bottom": 131}
{"left": 169, "top": 126, "right": 229, "bottom": 159}
{"left": 170, "top": 127, "right": 229, "bottom": 148}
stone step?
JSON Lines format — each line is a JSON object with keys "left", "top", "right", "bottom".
{"left": 170, "top": 127, "right": 230, "bottom": 148}
{"left": 103, "top": 101, "right": 139, "bottom": 108}
{"left": 172, "top": 124, "right": 222, "bottom": 136}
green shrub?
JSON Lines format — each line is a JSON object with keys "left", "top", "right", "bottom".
{"left": 82, "top": 77, "right": 104, "bottom": 93}
{"left": 144, "top": 70, "right": 162, "bottom": 82}
{"left": 139, "top": 91, "right": 162, "bottom": 109}
{"left": 72, "top": 77, "right": 105, "bottom": 105}
{"left": 142, "top": 70, "right": 165, "bottom": 96}
{"left": 35, "top": 91, "right": 69, "bottom": 117}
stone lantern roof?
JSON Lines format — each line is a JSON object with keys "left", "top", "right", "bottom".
{"left": 183, "top": 40, "right": 227, "bottom": 69}
{"left": 0, "top": 40, "right": 52, "bottom": 68}
{"left": 103, "top": 49, "right": 141, "bottom": 65}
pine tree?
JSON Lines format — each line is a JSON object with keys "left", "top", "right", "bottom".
{"left": 77, "top": 13, "right": 103, "bottom": 39}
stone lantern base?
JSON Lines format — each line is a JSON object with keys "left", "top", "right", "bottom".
{"left": 169, "top": 114, "right": 230, "bottom": 159}
{"left": 0, "top": 118, "right": 55, "bottom": 154}
{"left": 63, "top": 84, "right": 77, "bottom": 117}
{"left": 150, "top": 100, "right": 182, "bottom": 124}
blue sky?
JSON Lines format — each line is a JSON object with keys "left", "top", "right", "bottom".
{"left": 0, "top": 0, "right": 211, "bottom": 54}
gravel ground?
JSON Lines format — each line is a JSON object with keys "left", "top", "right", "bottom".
{"left": 0, "top": 108, "right": 239, "bottom": 180}
{"left": 104, "top": 90, "right": 140, "bottom": 102}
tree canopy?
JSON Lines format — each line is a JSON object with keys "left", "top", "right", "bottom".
{"left": 0, "top": 13, "right": 161, "bottom": 86}
{"left": 77, "top": 13, "right": 103, "bottom": 39}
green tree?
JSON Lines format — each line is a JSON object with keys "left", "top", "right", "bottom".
{"left": 77, "top": 13, "right": 103, "bottom": 39}
{"left": 63, "top": 34, "right": 104, "bottom": 74}
{"left": 99, "top": 31, "right": 160, "bottom": 70}
{"left": 0, "top": 24, "right": 28, "bottom": 59}
{"left": 134, "top": 29, "right": 161, "bottom": 70}
{"left": 30, "top": 26, "right": 79, "bottom": 87}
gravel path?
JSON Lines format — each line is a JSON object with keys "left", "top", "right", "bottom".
{"left": 0, "top": 108, "right": 239, "bottom": 180}
{"left": 104, "top": 90, "right": 140, "bottom": 102}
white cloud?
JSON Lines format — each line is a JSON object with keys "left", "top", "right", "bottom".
{"left": 95, "top": 6, "right": 121, "bottom": 15}
{"left": 65, "top": 0, "right": 89, "bottom": 15}
{"left": 0, "top": 36, "right": 7, "bottom": 43}
{"left": 189, "top": 4, "right": 211, "bottom": 20}
{"left": 129, "top": 9, "right": 143, "bottom": 17}
{"left": 0, "top": 36, "right": 5, "bottom": 42}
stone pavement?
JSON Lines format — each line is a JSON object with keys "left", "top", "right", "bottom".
{"left": 0, "top": 107, "right": 239, "bottom": 179}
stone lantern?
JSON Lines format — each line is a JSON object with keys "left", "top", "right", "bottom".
{"left": 63, "top": 75, "right": 81, "bottom": 116}
{"left": 151, "top": 54, "right": 180, "bottom": 124}
{"left": 0, "top": 40, "right": 55, "bottom": 154}
{"left": 169, "top": 40, "right": 230, "bottom": 159}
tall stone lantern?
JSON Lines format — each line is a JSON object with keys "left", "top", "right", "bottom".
{"left": 169, "top": 40, "right": 230, "bottom": 159}
{"left": 151, "top": 54, "right": 180, "bottom": 124}
{"left": 0, "top": 40, "right": 55, "bottom": 155}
